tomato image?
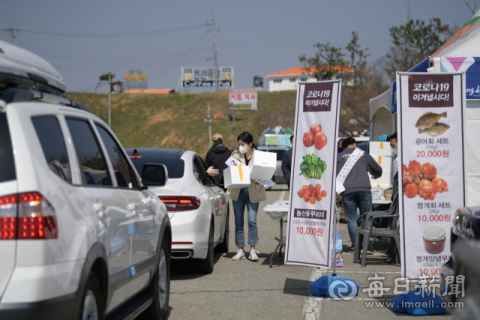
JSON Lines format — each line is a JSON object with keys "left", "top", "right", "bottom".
{"left": 308, "top": 184, "right": 314, "bottom": 194}
{"left": 316, "top": 194, "right": 323, "bottom": 202}
{"left": 315, "top": 184, "right": 321, "bottom": 190}
{"left": 314, "top": 132, "right": 328, "bottom": 150}
{"left": 302, "top": 185, "right": 308, "bottom": 192}
{"left": 321, "top": 190, "right": 327, "bottom": 197}
{"left": 311, "top": 124, "right": 322, "bottom": 136}
{"left": 303, "top": 193, "right": 310, "bottom": 202}
{"left": 303, "top": 131, "right": 314, "bottom": 148}
{"left": 309, "top": 196, "right": 316, "bottom": 205}
{"left": 298, "top": 189, "right": 305, "bottom": 198}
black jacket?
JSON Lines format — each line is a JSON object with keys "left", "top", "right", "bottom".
{"left": 281, "top": 148, "right": 293, "bottom": 183}
{"left": 205, "top": 143, "right": 232, "bottom": 183}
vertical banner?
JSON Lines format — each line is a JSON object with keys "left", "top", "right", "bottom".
{"left": 397, "top": 72, "right": 467, "bottom": 280}
{"left": 285, "top": 80, "right": 342, "bottom": 267}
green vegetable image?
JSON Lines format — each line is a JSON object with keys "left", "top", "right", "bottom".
{"left": 299, "top": 154, "right": 327, "bottom": 180}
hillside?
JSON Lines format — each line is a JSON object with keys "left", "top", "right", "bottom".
{"left": 67, "top": 86, "right": 377, "bottom": 157}
{"left": 66, "top": 90, "right": 298, "bottom": 157}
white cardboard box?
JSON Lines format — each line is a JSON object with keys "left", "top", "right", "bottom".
{"left": 249, "top": 150, "right": 277, "bottom": 180}
{"left": 371, "top": 154, "right": 392, "bottom": 171}
{"left": 224, "top": 166, "right": 251, "bottom": 188}
{"left": 370, "top": 170, "right": 391, "bottom": 188}
{"left": 370, "top": 141, "right": 391, "bottom": 156}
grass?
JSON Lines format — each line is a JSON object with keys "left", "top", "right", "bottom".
{"left": 66, "top": 90, "right": 298, "bottom": 156}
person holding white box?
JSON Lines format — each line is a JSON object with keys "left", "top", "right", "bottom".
{"left": 227, "top": 132, "right": 266, "bottom": 261}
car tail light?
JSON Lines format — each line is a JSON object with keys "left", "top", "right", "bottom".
{"left": 158, "top": 196, "right": 201, "bottom": 212}
{"left": 0, "top": 192, "right": 58, "bottom": 240}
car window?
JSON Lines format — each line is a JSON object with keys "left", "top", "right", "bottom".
{"left": 32, "top": 116, "right": 71, "bottom": 183}
{"left": 192, "top": 161, "right": 201, "bottom": 182}
{"left": 128, "top": 155, "right": 185, "bottom": 179}
{"left": 96, "top": 125, "right": 137, "bottom": 189}
{"left": 0, "top": 113, "right": 16, "bottom": 183}
{"left": 66, "top": 118, "right": 112, "bottom": 187}
{"left": 194, "top": 156, "right": 213, "bottom": 186}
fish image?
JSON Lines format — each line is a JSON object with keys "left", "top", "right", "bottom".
{"left": 415, "top": 112, "right": 447, "bottom": 130}
{"left": 418, "top": 122, "right": 450, "bottom": 137}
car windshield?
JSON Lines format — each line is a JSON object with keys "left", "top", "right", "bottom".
{"left": 0, "top": 113, "right": 16, "bottom": 183}
{"left": 129, "top": 156, "right": 185, "bottom": 179}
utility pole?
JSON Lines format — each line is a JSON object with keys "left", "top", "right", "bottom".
{"left": 212, "top": 14, "right": 219, "bottom": 92}
{"left": 3, "top": 20, "right": 19, "bottom": 44}
{"left": 232, "top": 106, "right": 236, "bottom": 150}
{"left": 108, "top": 73, "right": 112, "bottom": 127}
{"left": 407, "top": 0, "right": 410, "bottom": 21}
{"left": 205, "top": 101, "right": 212, "bottom": 147}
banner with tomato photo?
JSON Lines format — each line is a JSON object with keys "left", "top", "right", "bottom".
{"left": 397, "top": 72, "right": 467, "bottom": 280}
{"left": 285, "top": 80, "right": 342, "bottom": 267}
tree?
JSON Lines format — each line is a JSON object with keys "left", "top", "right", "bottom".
{"left": 94, "top": 72, "right": 115, "bottom": 93}
{"left": 383, "top": 18, "right": 452, "bottom": 81}
{"left": 299, "top": 43, "right": 345, "bottom": 80}
{"left": 345, "top": 31, "right": 370, "bottom": 85}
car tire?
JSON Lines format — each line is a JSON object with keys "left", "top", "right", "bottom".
{"left": 137, "top": 237, "right": 171, "bottom": 320}
{"left": 191, "top": 222, "right": 214, "bottom": 274}
{"left": 215, "top": 205, "right": 229, "bottom": 253}
{"left": 78, "top": 272, "right": 104, "bottom": 320}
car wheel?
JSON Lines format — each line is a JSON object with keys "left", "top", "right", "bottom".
{"left": 215, "top": 204, "right": 229, "bottom": 253}
{"left": 78, "top": 272, "right": 104, "bottom": 320}
{"left": 138, "top": 237, "right": 170, "bottom": 320}
{"left": 191, "top": 222, "right": 214, "bottom": 274}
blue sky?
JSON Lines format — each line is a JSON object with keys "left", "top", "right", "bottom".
{"left": 1, "top": 0, "right": 475, "bottom": 93}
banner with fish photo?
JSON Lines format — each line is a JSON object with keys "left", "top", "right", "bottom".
{"left": 285, "top": 80, "right": 341, "bottom": 268}
{"left": 397, "top": 72, "right": 467, "bottom": 280}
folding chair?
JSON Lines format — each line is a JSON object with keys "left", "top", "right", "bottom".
{"left": 353, "top": 193, "right": 400, "bottom": 267}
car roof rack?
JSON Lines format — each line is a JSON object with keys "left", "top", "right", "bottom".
{"left": 0, "top": 87, "right": 87, "bottom": 111}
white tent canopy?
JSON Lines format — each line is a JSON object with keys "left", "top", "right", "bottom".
{"left": 369, "top": 89, "right": 395, "bottom": 141}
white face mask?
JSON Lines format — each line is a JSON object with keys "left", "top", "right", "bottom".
{"left": 239, "top": 145, "right": 249, "bottom": 154}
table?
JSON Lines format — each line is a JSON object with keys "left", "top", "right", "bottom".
{"left": 262, "top": 200, "right": 289, "bottom": 268}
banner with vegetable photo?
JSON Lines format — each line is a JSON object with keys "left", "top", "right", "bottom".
{"left": 397, "top": 72, "right": 467, "bottom": 280}
{"left": 285, "top": 80, "right": 342, "bottom": 268}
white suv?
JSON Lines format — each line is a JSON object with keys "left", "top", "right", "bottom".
{"left": 0, "top": 40, "right": 171, "bottom": 320}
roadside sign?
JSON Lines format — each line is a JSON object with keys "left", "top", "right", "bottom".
{"left": 397, "top": 72, "right": 467, "bottom": 280}
{"left": 229, "top": 89, "right": 257, "bottom": 110}
{"left": 285, "top": 80, "right": 342, "bottom": 268}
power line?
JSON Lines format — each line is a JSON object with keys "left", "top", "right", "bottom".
{"left": 2, "top": 20, "right": 19, "bottom": 44}
{"left": 10, "top": 23, "right": 208, "bottom": 38}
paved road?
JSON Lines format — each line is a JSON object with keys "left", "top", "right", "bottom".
{"left": 168, "top": 185, "right": 454, "bottom": 319}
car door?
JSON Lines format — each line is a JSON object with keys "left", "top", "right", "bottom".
{"left": 64, "top": 117, "right": 131, "bottom": 311}
{"left": 194, "top": 155, "right": 223, "bottom": 243}
{"left": 93, "top": 124, "right": 156, "bottom": 299}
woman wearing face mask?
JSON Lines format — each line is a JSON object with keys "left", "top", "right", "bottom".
{"left": 227, "top": 132, "right": 266, "bottom": 261}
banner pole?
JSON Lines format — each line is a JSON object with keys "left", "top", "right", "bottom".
{"left": 332, "top": 205, "right": 337, "bottom": 276}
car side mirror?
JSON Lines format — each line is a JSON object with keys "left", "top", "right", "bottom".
{"left": 142, "top": 164, "right": 169, "bottom": 187}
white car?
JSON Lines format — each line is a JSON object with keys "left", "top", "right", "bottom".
{"left": 127, "top": 148, "right": 229, "bottom": 274}
{"left": 0, "top": 40, "right": 171, "bottom": 320}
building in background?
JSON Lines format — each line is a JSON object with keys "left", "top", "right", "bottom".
{"left": 267, "top": 66, "right": 369, "bottom": 92}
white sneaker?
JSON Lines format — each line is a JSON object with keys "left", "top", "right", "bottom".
{"left": 249, "top": 250, "right": 260, "bottom": 261}
{"left": 232, "top": 250, "right": 246, "bottom": 261}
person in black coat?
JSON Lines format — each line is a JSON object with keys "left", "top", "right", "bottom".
{"left": 205, "top": 133, "right": 232, "bottom": 185}
{"left": 281, "top": 135, "right": 294, "bottom": 189}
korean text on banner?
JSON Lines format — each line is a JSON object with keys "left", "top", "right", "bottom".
{"left": 285, "top": 80, "right": 342, "bottom": 268}
{"left": 397, "top": 72, "right": 467, "bottom": 281}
